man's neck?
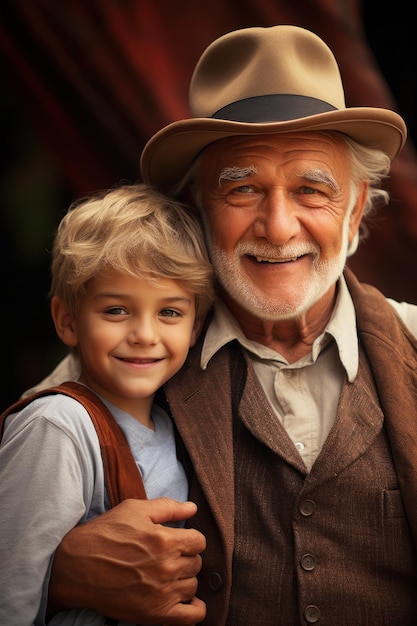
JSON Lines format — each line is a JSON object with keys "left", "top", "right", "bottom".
{"left": 220, "top": 288, "right": 337, "bottom": 364}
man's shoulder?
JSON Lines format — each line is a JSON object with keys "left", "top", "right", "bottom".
{"left": 344, "top": 269, "right": 417, "bottom": 340}
{"left": 387, "top": 299, "right": 417, "bottom": 339}
{"left": 21, "top": 352, "right": 81, "bottom": 398}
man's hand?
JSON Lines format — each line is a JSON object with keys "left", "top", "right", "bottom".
{"left": 48, "top": 498, "right": 207, "bottom": 625}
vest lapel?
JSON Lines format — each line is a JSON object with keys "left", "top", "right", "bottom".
{"left": 237, "top": 341, "right": 384, "bottom": 484}
{"left": 164, "top": 342, "right": 235, "bottom": 556}
{"left": 236, "top": 347, "right": 307, "bottom": 473}
{"left": 309, "top": 351, "right": 384, "bottom": 485}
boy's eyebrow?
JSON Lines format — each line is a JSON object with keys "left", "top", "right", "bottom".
{"left": 94, "top": 293, "right": 193, "bottom": 304}
{"left": 218, "top": 165, "right": 258, "bottom": 185}
{"left": 299, "top": 168, "right": 339, "bottom": 191}
{"left": 160, "top": 296, "right": 193, "bottom": 304}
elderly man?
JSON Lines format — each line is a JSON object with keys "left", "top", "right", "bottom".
{"left": 15, "top": 25, "right": 417, "bottom": 626}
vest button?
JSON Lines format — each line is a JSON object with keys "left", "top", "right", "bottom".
{"left": 300, "top": 553, "right": 317, "bottom": 571}
{"left": 299, "top": 499, "right": 316, "bottom": 516}
{"left": 304, "top": 604, "right": 321, "bottom": 623}
{"left": 208, "top": 571, "right": 223, "bottom": 591}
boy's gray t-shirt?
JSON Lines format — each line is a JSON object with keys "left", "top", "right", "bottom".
{"left": 0, "top": 392, "right": 187, "bottom": 626}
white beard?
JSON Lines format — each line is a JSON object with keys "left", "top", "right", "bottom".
{"left": 206, "top": 218, "right": 351, "bottom": 322}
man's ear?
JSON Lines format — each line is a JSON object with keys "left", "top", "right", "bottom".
{"left": 190, "top": 316, "right": 205, "bottom": 347}
{"left": 50, "top": 296, "right": 79, "bottom": 348}
{"left": 348, "top": 181, "right": 368, "bottom": 244}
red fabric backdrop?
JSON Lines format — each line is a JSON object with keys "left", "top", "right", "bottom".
{"left": 1, "top": 0, "right": 416, "bottom": 406}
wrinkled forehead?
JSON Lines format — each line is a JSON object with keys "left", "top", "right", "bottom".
{"left": 199, "top": 131, "right": 350, "bottom": 180}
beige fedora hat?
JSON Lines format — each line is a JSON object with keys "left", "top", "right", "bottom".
{"left": 140, "top": 24, "right": 407, "bottom": 193}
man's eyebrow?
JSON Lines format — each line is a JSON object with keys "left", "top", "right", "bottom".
{"left": 299, "top": 169, "right": 339, "bottom": 191}
{"left": 218, "top": 165, "right": 258, "bottom": 185}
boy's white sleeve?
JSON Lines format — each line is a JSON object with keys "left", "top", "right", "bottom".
{"left": 0, "top": 395, "right": 104, "bottom": 626}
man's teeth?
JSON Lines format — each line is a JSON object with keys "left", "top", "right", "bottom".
{"left": 255, "top": 256, "right": 297, "bottom": 263}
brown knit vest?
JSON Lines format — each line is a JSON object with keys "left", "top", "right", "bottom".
{"left": 225, "top": 343, "right": 417, "bottom": 625}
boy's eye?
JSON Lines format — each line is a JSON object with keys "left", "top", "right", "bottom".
{"left": 105, "top": 307, "right": 126, "bottom": 316}
{"left": 160, "top": 308, "right": 181, "bottom": 318}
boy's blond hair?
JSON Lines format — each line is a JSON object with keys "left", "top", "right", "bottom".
{"left": 50, "top": 183, "right": 215, "bottom": 319}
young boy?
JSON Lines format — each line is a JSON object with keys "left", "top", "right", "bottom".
{"left": 0, "top": 183, "right": 214, "bottom": 626}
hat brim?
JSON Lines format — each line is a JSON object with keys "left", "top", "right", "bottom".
{"left": 140, "top": 107, "right": 407, "bottom": 193}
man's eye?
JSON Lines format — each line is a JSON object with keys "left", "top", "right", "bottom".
{"left": 224, "top": 185, "right": 258, "bottom": 206}
{"left": 234, "top": 185, "right": 254, "bottom": 194}
{"left": 299, "top": 186, "right": 316, "bottom": 195}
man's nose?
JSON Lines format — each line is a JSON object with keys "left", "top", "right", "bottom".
{"left": 253, "top": 193, "right": 301, "bottom": 244}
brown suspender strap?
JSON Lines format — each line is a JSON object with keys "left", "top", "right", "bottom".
{"left": 0, "top": 381, "right": 147, "bottom": 506}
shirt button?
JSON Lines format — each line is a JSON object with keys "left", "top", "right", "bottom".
{"left": 208, "top": 571, "right": 223, "bottom": 591}
{"left": 300, "top": 553, "right": 317, "bottom": 571}
{"left": 304, "top": 605, "right": 321, "bottom": 623}
{"left": 295, "top": 441, "right": 305, "bottom": 452}
{"left": 299, "top": 499, "right": 316, "bottom": 516}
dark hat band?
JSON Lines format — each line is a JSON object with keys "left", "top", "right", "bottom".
{"left": 211, "top": 94, "right": 338, "bottom": 123}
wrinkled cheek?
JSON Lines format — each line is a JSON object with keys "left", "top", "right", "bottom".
{"left": 316, "top": 241, "right": 348, "bottom": 271}
{"left": 206, "top": 226, "right": 233, "bottom": 258}
{"left": 206, "top": 210, "right": 247, "bottom": 249}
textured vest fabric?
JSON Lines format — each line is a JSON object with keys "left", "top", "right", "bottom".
{"left": 163, "top": 268, "right": 417, "bottom": 625}
{"left": 227, "top": 343, "right": 417, "bottom": 625}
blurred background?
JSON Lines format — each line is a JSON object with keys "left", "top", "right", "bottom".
{"left": 1, "top": 0, "right": 417, "bottom": 409}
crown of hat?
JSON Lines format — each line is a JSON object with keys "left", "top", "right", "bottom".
{"left": 189, "top": 25, "right": 345, "bottom": 120}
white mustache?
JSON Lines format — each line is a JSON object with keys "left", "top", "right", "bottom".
{"left": 235, "top": 241, "right": 320, "bottom": 260}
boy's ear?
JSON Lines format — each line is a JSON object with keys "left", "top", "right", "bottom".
{"left": 190, "top": 317, "right": 205, "bottom": 347}
{"left": 50, "top": 296, "right": 78, "bottom": 347}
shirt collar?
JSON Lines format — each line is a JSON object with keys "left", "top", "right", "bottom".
{"left": 201, "top": 275, "right": 358, "bottom": 382}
